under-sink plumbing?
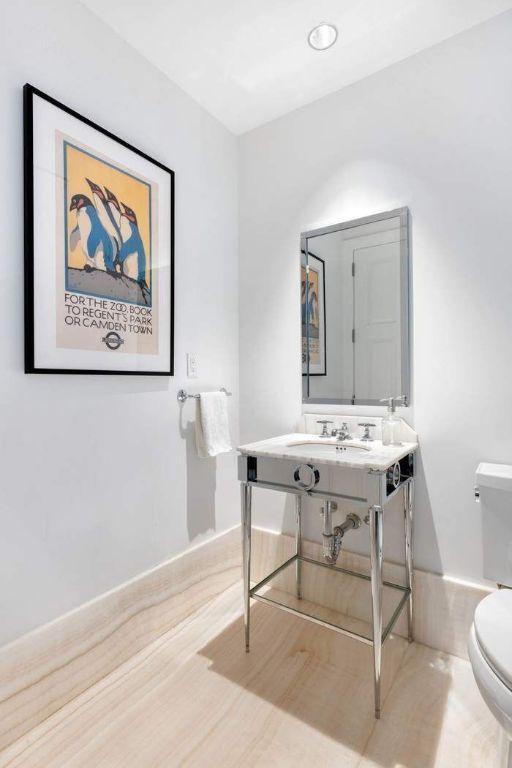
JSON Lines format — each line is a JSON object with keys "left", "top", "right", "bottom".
{"left": 321, "top": 502, "right": 361, "bottom": 564}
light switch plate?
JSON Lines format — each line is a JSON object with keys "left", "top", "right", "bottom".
{"left": 187, "top": 353, "right": 198, "bottom": 378}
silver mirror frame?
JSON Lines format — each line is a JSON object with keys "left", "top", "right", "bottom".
{"left": 301, "top": 207, "right": 410, "bottom": 407}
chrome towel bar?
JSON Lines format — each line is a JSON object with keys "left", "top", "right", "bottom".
{"left": 177, "top": 387, "right": 232, "bottom": 403}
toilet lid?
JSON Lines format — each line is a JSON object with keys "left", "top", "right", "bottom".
{"left": 474, "top": 590, "right": 512, "bottom": 689}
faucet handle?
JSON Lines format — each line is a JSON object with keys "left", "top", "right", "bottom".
{"left": 316, "top": 419, "right": 333, "bottom": 438}
{"left": 358, "top": 422, "right": 376, "bottom": 442}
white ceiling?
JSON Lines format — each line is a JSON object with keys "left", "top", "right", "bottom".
{"left": 82, "top": 0, "right": 512, "bottom": 134}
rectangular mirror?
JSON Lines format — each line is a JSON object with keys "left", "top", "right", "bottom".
{"left": 301, "top": 207, "right": 410, "bottom": 405}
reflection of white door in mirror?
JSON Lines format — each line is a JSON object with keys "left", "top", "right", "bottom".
{"left": 354, "top": 240, "right": 401, "bottom": 401}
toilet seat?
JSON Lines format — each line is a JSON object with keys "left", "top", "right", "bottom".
{"left": 468, "top": 590, "right": 512, "bottom": 741}
{"left": 474, "top": 590, "right": 512, "bottom": 691}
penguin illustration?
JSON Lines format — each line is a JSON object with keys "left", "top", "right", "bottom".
{"left": 118, "top": 203, "right": 147, "bottom": 287}
{"left": 69, "top": 194, "right": 115, "bottom": 274}
{"left": 86, "top": 179, "right": 121, "bottom": 259}
{"left": 301, "top": 279, "right": 307, "bottom": 325}
{"left": 104, "top": 187, "right": 122, "bottom": 230}
{"left": 308, "top": 285, "right": 319, "bottom": 327}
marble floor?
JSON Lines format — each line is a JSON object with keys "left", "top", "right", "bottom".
{"left": 0, "top": 582, "right": 500, "bottom": 768}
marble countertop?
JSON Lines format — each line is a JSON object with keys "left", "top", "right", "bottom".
{"left": 238, "top": 433, "right": 418, "bottom": 471}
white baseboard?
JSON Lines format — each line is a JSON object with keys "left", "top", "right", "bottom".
{"left": 251, "top": 527, "right": 493, "bottom": 661}
{"left": 0, "top": 527, "right": 241, "bottom": 752}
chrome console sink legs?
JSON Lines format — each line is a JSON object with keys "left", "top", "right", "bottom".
{"left": 241, "top": 482, "right": 252, "bottom": 652}
{"left": 404, "top": 478, "right": 415, "bottom": 643}
{"left": 295, "top": 495, "right": 302, "bottom": 599}
{"left": 240, "top": 473, "right": 415, "bottom": 719}
{"left": 369, "top": 477, "right": 414, "bottom": 718}
{"left": 369, "top": 504, "right": 383, "bottom": 719}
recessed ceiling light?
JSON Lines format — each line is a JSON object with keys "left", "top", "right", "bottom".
{"left": 308, "top": 23, "right": 338, "bottom": 51}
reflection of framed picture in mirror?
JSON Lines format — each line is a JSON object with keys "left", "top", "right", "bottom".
{"left": 301, "top": 251, "right": 326, "bottom": 376}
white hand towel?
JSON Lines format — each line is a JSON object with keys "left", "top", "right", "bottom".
{"left": 195, "top": 392, "right": 232, "bottom": 458}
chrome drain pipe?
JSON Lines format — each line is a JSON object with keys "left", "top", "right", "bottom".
{"left": 322, "top": 503, "right": 361, "bottom": 565}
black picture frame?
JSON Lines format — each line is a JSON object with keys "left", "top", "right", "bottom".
{"left": 301, "top": 249, "right": 326, "bottom": 377}
{"left": 24, "top": 83, "right": 174, "bottom": 376}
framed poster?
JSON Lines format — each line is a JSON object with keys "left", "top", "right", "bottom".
{"left": 301, "top": 250, "right": 326, "bottom": 376}
{"left": 24, "top": 84, "right": 174, "bottom": 375}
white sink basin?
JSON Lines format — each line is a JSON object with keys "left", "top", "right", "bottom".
{"left": 286, "top": 439, "right": 371, "bottom": 457}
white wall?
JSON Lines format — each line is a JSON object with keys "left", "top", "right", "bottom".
{"left": 239, "top": 11, "right": 512, "bottom": 584}
{"left": 0, "top": 0, "right": 239, "bottom": 646}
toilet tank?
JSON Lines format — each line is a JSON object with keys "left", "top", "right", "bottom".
{"left": 476, "top": 463, "right": 512, "bottom": 587}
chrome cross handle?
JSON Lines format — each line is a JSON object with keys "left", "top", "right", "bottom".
{"left": 316, "top": 420, "right": 333, "bottom": 438}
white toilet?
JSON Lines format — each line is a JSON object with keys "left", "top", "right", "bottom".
{"left": 468, "top": 590, "right": 512, "bottom": 767}
{"left": 469, "top": 463, "right": 512, "bottom": 768}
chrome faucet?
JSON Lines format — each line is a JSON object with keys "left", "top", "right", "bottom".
{"left": 332, "top": 422, "right": 352, "bottom": 441}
